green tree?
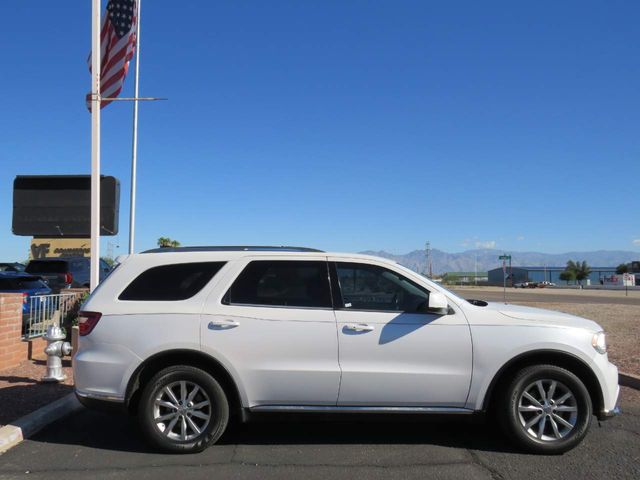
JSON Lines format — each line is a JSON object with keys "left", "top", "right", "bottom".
{"left": 157, "top": 237, "right": 181, "bottom": 248}
{"left": 559, "top": 270, "right": 576, "bottom": 284}
{"left": 565, "top": 260, "right": 591, "bottom": 285}
{"left": 616, "top": 263, "right": 629, "bottom": 274}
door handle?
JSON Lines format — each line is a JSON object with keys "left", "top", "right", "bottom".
{"left": 208, "top": 320, "right": 240, "bottom": 329}
{"left": 344, "top": 323, "right": 374, "bottom": 332}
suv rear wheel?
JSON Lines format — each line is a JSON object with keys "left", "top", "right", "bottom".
{"left": 499, "top": 364, "right": 592, "bottom": 454}
{"left": 138, "top": 365, "right": 229, "bottom": 453}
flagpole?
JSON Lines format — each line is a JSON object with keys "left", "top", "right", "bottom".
{"left": 128, "top": 0, "right": 141, "bottom": 255}
{"left": 90, "top": 0, "right": 101, "bottom": 291}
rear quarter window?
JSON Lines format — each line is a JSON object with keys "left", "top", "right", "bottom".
{"left": 119, "top": 262, "right": 226, "bottom": 301}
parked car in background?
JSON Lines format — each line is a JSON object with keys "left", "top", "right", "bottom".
{"left": 0, "top": 271, "right": 51, "bottom": 313}
{"left": 25, "top": 257, "right": 111, "bottom": 292}
{"left": 0, "top": 262, "right": 26, "bottom": 272}
{"left": 75, "top": 246, "right": 619, "bottom": 455}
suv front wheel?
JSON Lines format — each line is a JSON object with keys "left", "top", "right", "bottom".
{"left": 138, "top": 365, "right": 229, "bottom": 453}
{"left": 499, "top": 364, "right": 592, "bottom": 454}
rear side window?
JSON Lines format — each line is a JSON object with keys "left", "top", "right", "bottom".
{"left": 225, "top": 260, "right": 331, "bottom": 308}
{"left": 26, "top": 261, "right": 68, "bottom": 274}
{"left": 119, "top": 262, "right": 226, "bottom": 301}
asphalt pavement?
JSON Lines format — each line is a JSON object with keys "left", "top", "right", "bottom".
{"left": 0, "top": 388, "right": 638, "bottom": 480}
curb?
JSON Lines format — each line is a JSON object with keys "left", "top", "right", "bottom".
{"left": 0, "top": 393, "right": 82, "bottom": 454}
{"left": 620, "top": 372, "right": 640, "bottom": 390}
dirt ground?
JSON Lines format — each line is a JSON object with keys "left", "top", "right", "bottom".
{"left": 454, "top": 285, "right": 640, "bottom": 300}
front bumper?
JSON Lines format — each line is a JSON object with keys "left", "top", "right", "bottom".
{"left": 596, "top": 382, "right": 620, "bottom": 421}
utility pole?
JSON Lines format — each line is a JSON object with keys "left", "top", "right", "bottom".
{"left": 475, "top": 252, "right": 478, "bottom": 286}
{"left": 425, "top": 241, "right": 432, "bottom": 278}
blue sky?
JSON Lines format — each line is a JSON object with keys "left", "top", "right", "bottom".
{"left": 1, "top": 0, "right": 639, "bottom": 262}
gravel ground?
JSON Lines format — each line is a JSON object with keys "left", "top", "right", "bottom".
{"left": 516, "top": 302, "right": 640, "bottom": 376}
{"left": 0, "top": 359, "right": 73, "bottom": 427}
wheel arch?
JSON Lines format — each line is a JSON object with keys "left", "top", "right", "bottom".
{"left": 125, "top": 349, "right": 245, "bottom": 418}
{"left": 481, "top": 349, "right": 604, "bottom": 414}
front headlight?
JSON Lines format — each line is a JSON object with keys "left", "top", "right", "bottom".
{"left": 592, "top": 331, "right": 607, "bottom": 354}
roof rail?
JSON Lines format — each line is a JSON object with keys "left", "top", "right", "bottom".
{"left": 141, "top": 246, "right": 325, "bottom": 254}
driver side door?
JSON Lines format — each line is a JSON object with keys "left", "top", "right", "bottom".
{"left": 330, "top": 260, "right": 473, "bottom": 407}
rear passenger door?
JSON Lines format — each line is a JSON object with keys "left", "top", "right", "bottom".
{"left": 201, "top": 257, "right": 341, "bottom": 407}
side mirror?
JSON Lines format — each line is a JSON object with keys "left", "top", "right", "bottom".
{"left": 428, "top": 292, "right": 449, "bottom": 314}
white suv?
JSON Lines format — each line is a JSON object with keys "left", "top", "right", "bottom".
{"left": 74, "top": 246, "right": 619, "bottom": 454}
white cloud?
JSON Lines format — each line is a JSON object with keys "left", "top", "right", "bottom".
{"left": 633, "top": 239, "right": 640, "bottom": 246}
{"left": 475, "top": 240, "right": 496, "bottom": 249}
{"left": 516, "top": 235, "right": 525, "bottom": 241}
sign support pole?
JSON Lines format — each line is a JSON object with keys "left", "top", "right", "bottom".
{"left": 128, "top": 0, "right": 142, "bottom": 255}
{"left": 499, "top": 254, "right": 511, "bottom": 304}
{"left": 90, "top": 0, "right": 101, "bottom": 291}
{"left": 503, "top": 258, "right": 506, "bottom": 303}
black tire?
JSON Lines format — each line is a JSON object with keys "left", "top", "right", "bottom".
{"left": 138, "top": 365, "right": 229, "bottom": 453}
{"left": 498, "top": 364, "right": 592, "bottom": 454}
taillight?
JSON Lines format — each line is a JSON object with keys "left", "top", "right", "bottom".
{"left": 78, "top": 311, "right": 102, "bottom": 336}
{"left": 22, "top": 293, "right": 28, "bottom": 304}
{"left": 64, "top": 272, "right": 73, "bottom": 284}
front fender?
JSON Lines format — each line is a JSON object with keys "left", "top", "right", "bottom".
{"left": 466, "top": 325, "right": 602, "bottom": 411}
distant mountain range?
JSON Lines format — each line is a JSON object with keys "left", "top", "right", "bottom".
{"left": 359, "top": 248, "right": 639, "bottom": 275}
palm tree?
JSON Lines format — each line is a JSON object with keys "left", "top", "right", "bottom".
{"left": 157, "top": 237, "right": 181, "bottom": 248}
{"left": 565, "top": 260, "right": 591, "bottom": 286}
{"left": 616, "top": 263, "right": 629, "bottom": 274}
{"left": 559, "top": 270, "right": 576, "bottom": 285}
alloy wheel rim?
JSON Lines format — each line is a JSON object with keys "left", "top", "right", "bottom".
{"left": 153, "top": 380, "right": 212, "bottom": 441}
{"left": 517, "top": 379, "right": 578, "bottom": 442}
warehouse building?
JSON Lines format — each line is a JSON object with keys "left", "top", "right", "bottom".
{"left": 441, "top": 271, "right": 488, "bottom": 285}
{"left": 487, "top": 266, "right": 618, "bottom": 286}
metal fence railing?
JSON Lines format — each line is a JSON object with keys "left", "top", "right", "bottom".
{"left": 22, "top": 293, "right": 81, "bottom": 339}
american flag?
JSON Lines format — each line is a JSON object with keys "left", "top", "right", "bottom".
{"left": 87, "top": 0, "right": 138, "bottom": 110}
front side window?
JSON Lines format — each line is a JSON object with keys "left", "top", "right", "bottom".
{"left": 225, "top": 260, "right": 332, "bottom": 308}
{"left": 335, "top": 262, "right": 429, "bottom": 312}
{"left": 119, "top": 262, "right": 226, "bottom": 301}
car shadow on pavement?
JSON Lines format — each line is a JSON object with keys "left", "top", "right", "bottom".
{"left": 30, "top": 409, "right": 520, "bottom": 455}
{"left": 220, "top": 414, "right": 519, "bottom": 453}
